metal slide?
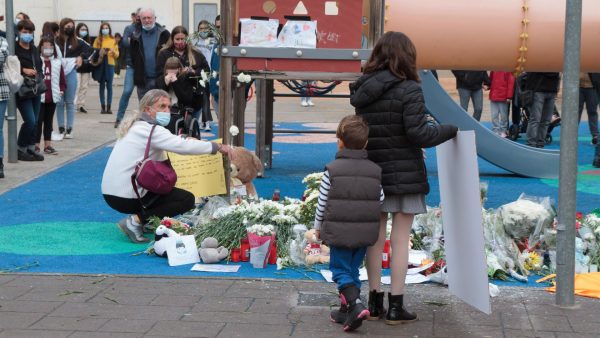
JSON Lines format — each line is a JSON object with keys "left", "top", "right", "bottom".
{"left": 419, "top": 70, "right": 560, "bottom": 179}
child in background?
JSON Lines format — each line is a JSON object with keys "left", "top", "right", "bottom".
{"left": 489, "top": 71, "right": 515, "bottom": 137}
{"left": 36, "top": 36, "right": 65, "bottom": 155}
{"left": 314, "top": 115, "right": 384, "bottom": 332}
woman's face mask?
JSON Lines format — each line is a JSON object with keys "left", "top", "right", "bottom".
{"left": 174, "top": 42, "right": 186, "bottom": 51}
{"left": 19, "top": 33, "right": 34, "bottom": 43}
{"left": 79, "top": 30, "right": 88, "bottom": 38}
{"left": 155, "top": 111, "right": 171, "bottom": 126}
{"left": 101, "top": 28, "right": 110, "bottom": 36}
{"left": 42, "top": 48, "right": 54, "bottom": 57}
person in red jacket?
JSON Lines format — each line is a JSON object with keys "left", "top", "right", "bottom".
{"left": 489, "top": 71, "right": 515, "bottom": 137}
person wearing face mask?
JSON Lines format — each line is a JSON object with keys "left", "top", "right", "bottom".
{"left": 36, "top": 36, "right": 66, "bottom": 155}
{"left": 156, "top": 27, "right": 209, "bottom": 126}
{"left": 93, "top": 22, "right": 119, "bottom": 114}
{"left": 15, "top": 19, "right": 44, "bottom": 162}
{"left": 75, "top": 23, "right": 92, "bottom": 114}
{"left": 55, "top": 18, "right": 91, "bottom": 139}
{"left": 193, "top": 20, "right": 217, "bottom": 66}
{"left": 130, "top": 7, "right": 170, "bottom": 101}
{"left": 101, "top": 89, "right": 234, "bottom": 243}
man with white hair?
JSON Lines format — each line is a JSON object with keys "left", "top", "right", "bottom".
{"left": 130, "top": 7, "right": 170, "bottom": 100}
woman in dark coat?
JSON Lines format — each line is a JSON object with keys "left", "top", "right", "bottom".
{"left": 351, "top": 31, "right": 458, "bottom": 325}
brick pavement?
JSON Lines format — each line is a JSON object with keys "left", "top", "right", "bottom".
{"left": 1, "top": 275, "right": 599, "bottom": 337}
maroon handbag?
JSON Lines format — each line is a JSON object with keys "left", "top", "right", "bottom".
{"left": 131, "top": 125, "right": 178, "bottom": 199}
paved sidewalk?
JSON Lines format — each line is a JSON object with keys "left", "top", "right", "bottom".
{"left": 1, "top": 274, "right": 598, "bottom": 338}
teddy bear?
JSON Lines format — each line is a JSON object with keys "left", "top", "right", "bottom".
{"left": 303, "top": 228, "right": 330, "bottom": 265}
{"left": 153, "top": 225, "right": 180, "bottom": 258}
{"left": 198, "top": 237, "right": 229, "bottom": 263}
{"left": 230, "top": 147, "right": 263, "bottom": 198}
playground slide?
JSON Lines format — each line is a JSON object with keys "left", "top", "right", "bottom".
{"left": 419, "top": 71, "right": 560, "bottom": 179}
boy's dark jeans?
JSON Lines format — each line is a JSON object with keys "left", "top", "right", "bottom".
{"left": 329, "top": 246, "right": 367, "bottom": 290}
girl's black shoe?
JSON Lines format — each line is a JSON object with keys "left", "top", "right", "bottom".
{"left": 367, "top": 290, "right": 386, "bottom": 320}
{"left": 385, "top": 293, "right": 417, "bottom": 325}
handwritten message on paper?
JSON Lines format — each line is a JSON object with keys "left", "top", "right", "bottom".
{"left": 167, "top": 150, "right": 226, "bottom": 198}
{"left": 278, "top": 20, "right": 317, "bottom": 48}
{"left": 240, "top": 19, "right": 279, "bottom": 47}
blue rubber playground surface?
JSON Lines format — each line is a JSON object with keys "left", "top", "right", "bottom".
{"left": 0, "top": 122, "right": 598, "bottom": 286}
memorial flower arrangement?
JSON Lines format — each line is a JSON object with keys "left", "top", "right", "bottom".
{"left": 246, "top": 223, "right": 275, "bottom": 236}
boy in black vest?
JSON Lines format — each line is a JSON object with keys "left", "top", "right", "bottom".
{"left": 314, "top": 115, "right": 384, "bottom": 332}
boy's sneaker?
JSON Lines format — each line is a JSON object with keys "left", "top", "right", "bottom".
{"left": 44, "top": 146, "right": 58, "bottom": 155}
{"left": 27, "top": 149, "right": 44, "bottom": 161}
{"left": 117, "top": 217, "right": 150, "bottom": 243}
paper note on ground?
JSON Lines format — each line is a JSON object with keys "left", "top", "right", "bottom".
{"left": 191, "top": 264, "right": 241, "bottom": 273}
{"left": 168, "top": 140, "right": 226, "bottom": 198}
{"left": 436, "top": 131, "right": 490, "bottom": 314}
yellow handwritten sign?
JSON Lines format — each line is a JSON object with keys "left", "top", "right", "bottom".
{"left": 167, "top": 144, "right": 226, "bottom": 198}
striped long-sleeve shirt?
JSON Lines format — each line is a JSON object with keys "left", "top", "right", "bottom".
{"left": 313, "top": 170, "right": 385, "bottom": 230}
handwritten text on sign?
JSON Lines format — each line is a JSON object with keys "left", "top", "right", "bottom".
{"left": 167, "top": 151, "right": 226, "bottom": 198}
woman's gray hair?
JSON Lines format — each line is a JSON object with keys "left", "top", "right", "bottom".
{"left": 116, "top": 89, "right": 170, "bottom": 138}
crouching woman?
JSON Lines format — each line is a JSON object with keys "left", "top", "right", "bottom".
{"left": 101, "top": 89, "right": 233, "bottom": 243}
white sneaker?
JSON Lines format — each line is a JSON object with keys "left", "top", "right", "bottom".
{"left": 307, "top": 99, "right": 315, "bottom": 106}
{"left": 117, "top": 217, "right": 149, "bottom": 243}
{"left": 204, "top": 122, "right": 211, "bottom": 131}
{"left": 64, "top": 132, "right": 73, "bottom": 139}
{"left": 301, "top": 99, "right": 308, "bottom": 107}
{"left": 51, "top": 131, "right": 64, "bottom": 141}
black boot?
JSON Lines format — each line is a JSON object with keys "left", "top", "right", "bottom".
{"left": 340, "top": 285, "right": 369, "bottom": 332}
{"left": 367, "top": 290, "right": 386, "bottom": 320}
{"left": 101, "top": 104, "right": 107, "bottom": 114}
{"left": 385, "top": 293, "right": 417, "bottom": 325}
{"left": 0, "top": 160, "right": 4, "bottom": 179}
{"left": 106, "top": 104, "right": 113, "bottom": 114}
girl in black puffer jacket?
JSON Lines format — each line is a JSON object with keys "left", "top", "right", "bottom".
{"left": 351, "top": 31, "right": 457, "bottom": 325}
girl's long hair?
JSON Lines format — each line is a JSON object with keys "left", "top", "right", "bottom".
{"left": 161, "top": 25, "right": 197, "bottom": 68}
{"left": 76, "top": 23, "right": 91, "bottom": 44}
{"left": 56, "top": 18, "right": 78, "bottom": 52}
{"left": 362, "top": 31, "right": 419, "bottom": 82}
{"left": 96, "top": 22, "right": 114, "bottom": 46}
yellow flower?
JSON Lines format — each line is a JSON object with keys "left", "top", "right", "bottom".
{"left": 523, "top": 251, "right": 542, "bottom": 271}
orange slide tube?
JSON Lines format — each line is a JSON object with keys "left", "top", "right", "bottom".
{"left": 384, "top": 0, "right": 600, "bottom": 72}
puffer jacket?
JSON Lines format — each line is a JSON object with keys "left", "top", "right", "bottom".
{"left": 489, "top": 71, "right": 515, "bottom": 102}
{"left": 350, "top": 70, "right": 458, "bottom": 195}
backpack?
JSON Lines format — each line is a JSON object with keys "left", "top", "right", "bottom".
{"left": 4, "top": 55, "right": 24, "bottom": 94}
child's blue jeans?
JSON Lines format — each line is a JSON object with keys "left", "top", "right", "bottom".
{"left": 329, "top": 246, "right": 367, "bottom": 291}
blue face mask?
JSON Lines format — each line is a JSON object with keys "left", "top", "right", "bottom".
{"left": 142, "top": 23, "right": 156, "bottom": 31}
{"left": 20, "top": 33, "right": 34, "bottom": 43}
{"left": 101, "top": 29, "right": 110, "bottom": 36}
{"left": 79, "top": 30, "right": 88, "bottom": 38}
{"left": 155, "top": 112, "right": 171, "bottom": 126}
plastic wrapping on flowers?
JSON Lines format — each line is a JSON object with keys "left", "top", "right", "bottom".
{"left": 499, "top": 194, "right": 555, "bottom": 250}
{"left": 193, "top": 197, "right": 302, "bottom": 260}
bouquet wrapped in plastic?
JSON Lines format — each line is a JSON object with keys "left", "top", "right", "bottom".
{"left": 483, "top": 210, "right": 528, "bottom": 281}
{"left": 499, "top": 194, "right": 555, "bottom": 249}
{"left": 247, "top": 224, "right": 276, "bottom": 268}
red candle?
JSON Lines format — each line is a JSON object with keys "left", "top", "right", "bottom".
{"left": 231, "top": 248, "right": 241, "bottom": 262}
{"left": 268, "top": 240, "right": 277, "bottom": 265}
{"left": 240, "top": 238, "right": 250, "bottom": 262}
{"left": 382, "top": 239, "right": 391, "bottom": 269}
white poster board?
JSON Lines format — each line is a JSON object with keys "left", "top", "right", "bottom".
{"left": 277, "top": 20, "right": 317, "bottom": 48}
{"left": 166, "top": 235, "right": 201, "bottom": 267}
{"left": 436, "top": 131, "right": 490, "bottom": 314}
{"left": 239, "top": 19, "right": 279, "bottom": 47}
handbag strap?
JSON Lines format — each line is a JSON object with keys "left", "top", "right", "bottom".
{"left": 143, "top": 124, "right": 157, "bottom": 159}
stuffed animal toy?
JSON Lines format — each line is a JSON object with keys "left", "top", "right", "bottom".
{"left": 153, "top": 225, "right": 180, "bottom": 258}
{"left": 230, "top": 147, "right": 263, "bottom": 198}
{"left": 303, "top": 229, "right": 330, "bottom": 265}
{"left": 198, "top": 237, "right": 229, "bottom": 263}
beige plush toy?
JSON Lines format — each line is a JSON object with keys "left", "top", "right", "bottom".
{"left": 303, "top": 229, "right": 330, "bottom": 265}
{"left": 230, "top": 147, "right": 263, "bottom": 198}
